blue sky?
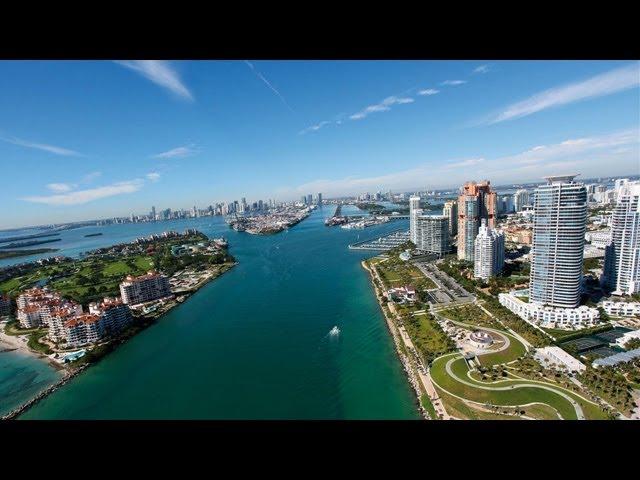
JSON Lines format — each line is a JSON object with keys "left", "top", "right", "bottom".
{"left": 0, "top": 60, "right": 638, "bottom": 229}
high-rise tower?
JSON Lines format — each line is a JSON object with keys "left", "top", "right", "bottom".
{"left": 457, "top": 181, "right": 497, "bottom": 261}
{"left": 529, "top": 175, "right": 587, "bottom": 308}
{"left": 409, "top": 195, "right": 421, "bottom": 244}
{"left": 473, "top": 219, "right": 505, "bottom": 280}
{"left": 603, "top": 181, "right": 640, "bottom": 295}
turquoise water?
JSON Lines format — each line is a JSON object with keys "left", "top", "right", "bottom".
{"left": 0, "top": 349, "right": 63, "bottom": 416}
{"left": 15, "top": 209, "right": 418, "bottom": 419}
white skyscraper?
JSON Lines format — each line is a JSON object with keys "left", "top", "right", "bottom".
{"left": 473, "top": 219, "right": 505, "bottom": 280}
{"left": 409, "top": 195, "right": 421, "bottom": 244}
{"left": 442, "top": 200, "right": 457, "bottom": 236}
{"left": 514, "top": 189, "right": 530, "bottom": 212}
{"left": 529, "top": 175, "right": 587, "bottom": 308}
{"left": 415, "top": 215, "right": 450, "bottom": 256}
{"left": 603, "top": 182, "right": 640, "bottom": 295}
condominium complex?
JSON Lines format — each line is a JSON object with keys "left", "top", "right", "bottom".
{"left": 602, "top": 181, "right": 640, "bottom": 295}
{"left": 499, "top": 290, "right": 599, "bottom": 329}
{"left": 89, "top": 297, "right": 134, "bottom": 334}
{"left": 457, "top": 181, "right": 497, "bottom": 261}
{"left": 16, "top": 288, "right": 82, "bottom": 329}
{"left": 120, "top": 271, "right": 172, "bottom": 306}
{"left": 529, "top": 175, "right": 587, "bottom": 308}
{"left": 514, "top": 189, "right": 530, "bottom": 212}
{"left": 49, "top": 297, "right": 133, "bottom": 346}
{"left": 442, "top": 200, "right": 457, "bottom": 236}
{"left": 473, "top": 219, "right": 505, "bottom": 280}
{"left": 414, "top": 215, "right": 450, "bottom": 256}
{"left": 585, "top": 230, "right": 612, "bottom": 249}
{"left": 409, "top": 195, "right": 421, "bottom": 244}
{"left": 0, "top": 294, "right": 10, "bottom": 316}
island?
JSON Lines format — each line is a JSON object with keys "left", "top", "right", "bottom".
{"left": 0, "top": 248, "right": 59, "bottom": 260}
{"left": 0, "top": 232, "right": 60, "bottom": 244}
{"left": 0, "top": 229, "right": 236, "bottom": 419}
{"left": 0, "top": 238, "right": 62, "bottom": 249}
{"left": 227, "top": 204, "right": 313, "bottom": 234}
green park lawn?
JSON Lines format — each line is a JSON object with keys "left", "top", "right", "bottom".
{"left": 477, "top": 331, "right": 528, "bottom": 366}
{"left": 430, "top": 353, "right": 609, "bottom": 420}
{"left": 438, "top": 304, "right": 500, "bottom": 329}
{"left": 420, "top": 395, "right": 438, "bottom": 419}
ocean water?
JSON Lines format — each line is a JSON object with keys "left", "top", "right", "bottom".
{"left": 0, "top": 349, "right": 63, "bottom": 416}
{"left": 12, "top": 209, "right": 418, "bottom": 419}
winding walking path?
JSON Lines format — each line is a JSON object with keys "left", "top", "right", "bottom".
{"left": 441, "top": 354, "right": 585, "bottom": 419}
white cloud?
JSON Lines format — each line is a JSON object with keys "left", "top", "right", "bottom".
{"left": 146, "top": 172, "right": 161, "bottom": 182}
{"left": 244, "top": 60, "right": 295, "bottom": 113}
{"left": 81, "top": 171, "right": 102, "bottom": 183}
{"left": 22, "top": 180, "right": 144, "bottom": 206}
{"left": 152, "top": 144, "right": 198, "bottom": 159}
{"left": 473, "top": 64, "right": 490, "bottom": 74}
{"left": 1, "top": 136, "right": 81, "bottom": 156}
{"left": 115, "top": 60, "right": 194, "bottom": 101}
{"left": 279, "top": 127, "right": 639, "bottom": 197}
{"left": 418, "top": 89, "right": 439, "bottom": 96}
{"left": 444, "top": 158, "right": 485, "bottom": 169}
{"left": 350, "top": 96, "right": 415, "bottom": 120}
{"left": 299, "top": 120, "right": 332, "bottom": 135}
{"left": 47, "top": 183, "right": 74, "bottom": 193}
{"left": 485, "top": 62, "right": 640, "bottom": 124}
{"left": 441, "top": 80, "right": 466, "bottom": 86}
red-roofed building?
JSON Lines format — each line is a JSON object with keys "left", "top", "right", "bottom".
{"left": 120, "top": 271, "right": 172, "bottom": 306}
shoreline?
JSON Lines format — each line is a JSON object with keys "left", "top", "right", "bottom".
{"left": 3, "top": 261, "right": 238, "bottom": 419}
{"left": 0, "top": 325, "right": 65, "bottom": 371}
{"left": 361, "top": 260, "right": 429, "bottom": 420}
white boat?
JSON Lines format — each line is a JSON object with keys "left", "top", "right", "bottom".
{"left": 329, "top": 326, "right": 340, "bottom": 336}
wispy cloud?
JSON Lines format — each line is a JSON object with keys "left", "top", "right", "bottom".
{"left": 115, "top": 60, "right": 194, "bottom": 101}
{"left": 280, "top": 127, "right": 639, "bottom": 196}
{"left": 441, "top": 80, "right": 466, "bottom": 86}
{"left": 152, "top": 144, "right": 199, "bottom": 159}
{"left": 444, "top": 158, "right": 485, "bottom": 169}
{"left": 1, "top": 136, "right": 81, "bottom": 156}
{"left": 22, "top": 180, "right": 145, "bottom": 206}
{"left": 484, "top": 62, "right": 640, "bottom": 124}
{"left": 244, "top": 60, "right": 295, "bottom": 113}
{"left": 299, "top": 120, "right": 332, "bottom": 135}
{"left": 473, "top": 64, "right": 490, "bottom": 74}
{"left": 45, "top": 171, "right": 102, "bottom": 194}
{"left": 46, "top": 183, "right": 74, "bottom": 193}
{"left": 146, "top": 172, "right": 161, "bottom": 182}
{"left": 418, "top": 89, "right": 439, "bottom": 96}
{"left": 350, "top": 96, "right": 414, "bottom": 120}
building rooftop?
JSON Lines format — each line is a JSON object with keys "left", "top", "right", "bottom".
{"left": 543, "top": 174, "right": 579, "bottom": 184}
{"left": 593, "top": 348, "right": 640, "bottom": 368}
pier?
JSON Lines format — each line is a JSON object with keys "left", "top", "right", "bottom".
{"left": 348, "top": 229, "right": 410, "bottom": 251}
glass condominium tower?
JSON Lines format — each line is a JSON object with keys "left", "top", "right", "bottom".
{"left": 603, "top": 181, "right": 640, "bottom": 295}
{"left": 529, "top": 175, "right": 587, "bottom": 308}
{"left": 409, "top": 195, "right": 421, "bottom": 244}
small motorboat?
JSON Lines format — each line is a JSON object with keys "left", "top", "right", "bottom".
{"left": 329, "top": 326, "right": 341, "bottom": 336}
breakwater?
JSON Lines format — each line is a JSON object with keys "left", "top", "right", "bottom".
{"left": 2, "top": 365, "right": 88, "bottom": 420}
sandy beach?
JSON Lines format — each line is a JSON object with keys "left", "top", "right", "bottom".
{"left": 0, "top": 321, "right": 65, "bottom": 370}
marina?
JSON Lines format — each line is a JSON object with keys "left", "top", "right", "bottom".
{"left": 348, "top": 229, "right": 410, "bottom": 251}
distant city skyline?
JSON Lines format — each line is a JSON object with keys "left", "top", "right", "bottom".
{"left": 1, "top": 60, "right": 638, "bottom": 229}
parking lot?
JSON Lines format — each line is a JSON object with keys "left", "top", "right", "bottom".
{"left": 413, "top": 261, "right": 474, "bottom": 306}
